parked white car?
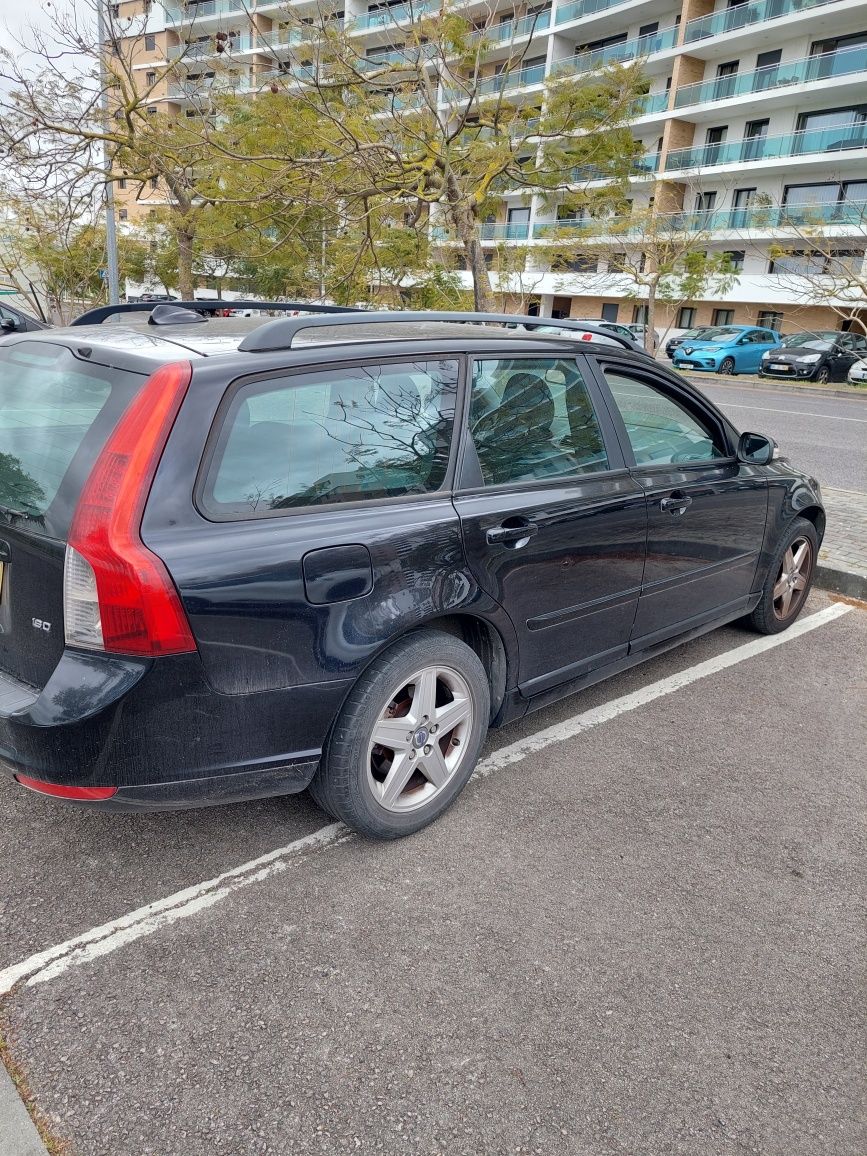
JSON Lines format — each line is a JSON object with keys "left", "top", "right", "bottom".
{"left": 847, "top": 356, "right": 867, "bottom": 385}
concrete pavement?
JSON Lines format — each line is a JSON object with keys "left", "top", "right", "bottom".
{"left": 0, "top": 595, "right": 863, "bottom": 1156}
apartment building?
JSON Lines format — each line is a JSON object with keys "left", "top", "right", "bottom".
{"left": 114, "top": 0, "right": 866, "bottom": 331}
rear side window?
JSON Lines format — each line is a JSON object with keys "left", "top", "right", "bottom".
{"left": 470, "top": 357, "right": 609, "bottom": 485}
{"left": 201, "top": 360, "right": 459, "bottom": 516}
{"left": 0, "top": 342, "right": 143, "bottom": 540}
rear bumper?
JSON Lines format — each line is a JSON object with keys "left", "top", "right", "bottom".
{"left": 0, "top": 649, "right": 347, "bottom": 809}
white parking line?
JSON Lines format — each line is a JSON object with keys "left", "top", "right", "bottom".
{"left": 715, "top": 402, "right": 867, "bottom": 424}
{"left": 0, "top": 602, "right": 852, "bottom": 998}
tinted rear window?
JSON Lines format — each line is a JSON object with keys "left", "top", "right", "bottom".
{"left": 0, "top": 342, "right": 144, "bottom": 539}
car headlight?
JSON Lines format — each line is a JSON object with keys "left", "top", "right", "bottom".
{"left": 761, "top": 350, "right": 774, "bottom": 359}
{"left": 795, "top": 353, "right": 821, "bottom": 364}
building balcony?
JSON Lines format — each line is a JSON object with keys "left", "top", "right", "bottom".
{"left": 476, "top": 61, "right": 547, "bottom": 96}
{"left": 478, "top": 222, "right": 532, "bottom": 241}
{"left": 562, "top": 25, "right": 678, "bottom": 77}
{"left": 472, "top": 10, "right": 551, "bottom": 45}
{"left": 351, "top": 1, "right": 439, "bottom": 33}
{"left": 673, "top": 45, "right": 867, "bottom": 109}
{"left": 165, "top": 0, "right": 248, "bottom": 24}
{"left": 555, "top": 0, "right": 637, "bottom": 28}
{"left": 683, "top": 0, "right": 841, "bottom": 45}
{"left": 531, "top": 200, "right": 867, "bottom": 237}
{"left": 665, "top": 124, "right": 867, "bottom": 171}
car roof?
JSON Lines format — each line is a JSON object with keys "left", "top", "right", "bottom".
{"left": 2, "top": 316, "right": 647, "bottom": 372}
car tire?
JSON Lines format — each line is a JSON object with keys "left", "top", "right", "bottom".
{"left": 815, "top": 366, "right": 830, "bottom": 384}
{"left": 308, "top": 630, "right": 490, "bottom": 839}
{"left": 719, "top": 357, "right": 736, "bottom": 375}
{"left": 748, "top": 517, "right": 818, "bottom": 635}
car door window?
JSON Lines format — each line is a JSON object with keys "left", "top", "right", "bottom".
{"left": 201, "top": 359, "right": 459, "bottom": 516}
{"left": 470, "top": 357, "right": 609, "bottom": 485}
{"left": 604, "top": 370, "right": 727, "bottom": 465}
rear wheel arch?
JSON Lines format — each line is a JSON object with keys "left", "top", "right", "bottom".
{"left": 420, "top": 613, "right": 509, "bottom": 723}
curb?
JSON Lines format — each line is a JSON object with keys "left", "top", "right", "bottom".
{"left": 0, "top": 1061, "right": 49, "bottom": 1156}
{"left": 815, "top": 565, "right": 867, "bottom": 603}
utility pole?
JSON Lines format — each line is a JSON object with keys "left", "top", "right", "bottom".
{"left": 96, "top": 0, "right": 121, "bottom": 305}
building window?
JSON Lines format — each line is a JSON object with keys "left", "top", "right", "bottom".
{"left": 678, "top": 306, "right": 697, "bottom": 328}
{"left": 110, "top": 3, "right": 120, "bottom": 16}
{"left": 149, "top": 176, "right": 158, "bottom": 189}
{"left": 146, "top": 71, "right": 156, "bottom": 85}
{"left": 601, "top": 302, "right": 619, "bottom": 322}
{"left": 145, "top": 33, "right": 156, "bottom": 51}
{"left": 632, "top": 304, "right": 648, "bottom": 324}
{"left": 724, "top": 250, "right": 745, "bottom": 270}
{"left": 147, "top": 105, "right": 157, "bottom": 115}
{"left": 118, "top": 208, "right": 128, "bottom": 221}
{"left": 757, "top": 311, "right": 783, "bottom": 331}
{"left": 117, "top": 177, "right": 127, "bottom": 189}
{"left": 712, "top": 308, "right": 734, "bottom": 325}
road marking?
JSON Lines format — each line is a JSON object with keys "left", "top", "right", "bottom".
{"left": 713, "top": 402, "right": 867, "bottom": 424}
{"left": 0, "top": 601, "right": 852, "bottom": 997}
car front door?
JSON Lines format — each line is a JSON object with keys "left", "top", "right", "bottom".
{"left": 453, "top": 353, "right": 647, "bottom": 696}
{"left": 737, "top": 329, "right": 777, "bottom": 371}
{"left": 594, "top": 360, "right": 769, "bottom": 649}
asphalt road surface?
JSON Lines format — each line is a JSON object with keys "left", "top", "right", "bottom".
{"left": 695, "top": 379, "right": 867, "bottom": 494}
{"left": 1, "top": 592, "right": 864, "bottom": 1156}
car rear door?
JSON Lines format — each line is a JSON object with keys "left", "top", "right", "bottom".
{"left": 590, "top": 357, "right": 769, "bottom": 649}
{"left": 453, "top": 352, "right": 647, "bottom": 697}
{"left": 143, "top": 355, "right": 469, "bottom": 696}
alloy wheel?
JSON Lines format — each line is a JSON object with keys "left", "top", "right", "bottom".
{"left": 367, "top": 665, "right": 474, "bottom": 813}
{"left": 719, "top": 357, "right": 735, "bottom": 375}
{"left": 815, "top": 366, "right": 830, "bottom": 384}
{"left": 772, "top": 536, "right": 813, "bottom": 621}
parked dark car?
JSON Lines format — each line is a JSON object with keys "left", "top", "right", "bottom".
{"left": 760, "top": 330, "right": 867, "bottom": 383}
{"left": 665, "top": 326, "right": 718, "bottom": 359}
{"left": 0, "top": 301, "right": 49, "bottom": 334}
{"left": 0, "top": 305, "right": 824, "bottom": 838}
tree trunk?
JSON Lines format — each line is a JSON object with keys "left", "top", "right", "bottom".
{"left": 444, "top": 175, "right": 495, "bottom": 313}
{"left": 645, "top": 283, "right": 658, "bottom": 356}
{"left": 176, "top": 227, "right": 195, "bottom": 300}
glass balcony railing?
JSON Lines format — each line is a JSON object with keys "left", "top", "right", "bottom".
{"left": 672, "top": 200, "right": 867, "bottom": 231}
{"left": 166, "top": 42, "right": 215, "bottom": 61}
{"left": 568, "top": 153, "right": 660, "bottom": 182}
{"left": 165, "top": 0, "right": 247, "bottom": 23}
{"left": 475, "top": 10, "right": 552, "bottom": 44}
{"left": 352, "top": 2, "right": 438, "bottom": 32}
{"left": 674, "top": 45, "right": 867, "bottom": 107}
{"left": 666, "top": 123, "right": 867, "bottom": 170}
{"left": 564, "top": 25, "right": 678, "bottom": 75}
{"left": 530, "top": 200, "right": 867, "bottom": 238}
{"left": 683, "top": 0, "right": 840, "bottom": 44}
{"left": 479, "top": 221, "right": 531, "bottom": 241}
{"left": 555, "top": 0, "right": 635, "bottom": 27}
{"left": 633, "top": 91, "right": 669, "bottom": 116}
{"left": 476, "top": 62, "right": 547, "bottom": 96}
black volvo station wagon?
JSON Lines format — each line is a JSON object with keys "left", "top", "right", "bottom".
{"left": 0, "top": 306, "right": 824, "bottom": 837}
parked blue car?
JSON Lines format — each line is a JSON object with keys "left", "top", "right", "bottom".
{"left": 672, "top": 325, "right": 781, "bottom": 375}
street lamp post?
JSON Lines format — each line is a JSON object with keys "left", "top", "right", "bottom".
{"left": 96, "top": 0, "right": 121, "bottom": 305}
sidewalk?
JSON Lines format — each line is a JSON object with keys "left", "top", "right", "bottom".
{"left": 817, "top": 487, "right": 867, "bottom": 601}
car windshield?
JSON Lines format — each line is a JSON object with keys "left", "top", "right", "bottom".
{"left": 693, "top": 328, "right": 741, "bottom": 343}
{"left": 781, "top": 332, "right": 838, "bottom": 348}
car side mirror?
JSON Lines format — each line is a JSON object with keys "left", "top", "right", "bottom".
{"left": 738, "top": 432, "right": 775, "bottom": 465}
{"left": 0, "top": 318, "right": 18, "bottom": 332}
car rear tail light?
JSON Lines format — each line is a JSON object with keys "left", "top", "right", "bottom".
{"left": 64, "top": 360, "right": 197, "bottom": 657}
{"left": 15, "top": 774, "right": 117, "bottom": 801}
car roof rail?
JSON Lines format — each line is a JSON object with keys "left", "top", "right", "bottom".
{"left": 237, "top": 310, "right": 636, "bottom": 353}
{"left": 70, "top": 301, "right": 363, "bottom": 326}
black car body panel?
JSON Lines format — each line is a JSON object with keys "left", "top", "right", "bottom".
{"left": 759, "top": 333, "right": 867, "bottom": 382}
{"left": 0, "top": 314, "right": 825, "bottom": 810}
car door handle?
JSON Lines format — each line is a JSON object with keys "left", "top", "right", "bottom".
{"left": 660, "top": 493, "right": 693, "bottom": 515}
{"left": 486, "top": 521, "right": 539, "bottom": 546}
